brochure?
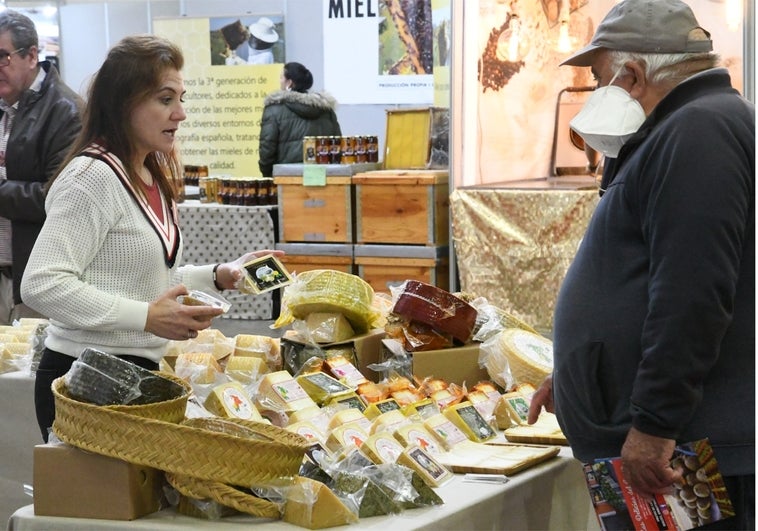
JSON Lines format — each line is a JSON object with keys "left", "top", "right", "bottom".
{"left": 583, "top": 438, "right": 734, "bottom": 530}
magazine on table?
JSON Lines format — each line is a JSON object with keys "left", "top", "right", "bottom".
{"left": 583, "top": 438, "right": 734, "bottom": 530}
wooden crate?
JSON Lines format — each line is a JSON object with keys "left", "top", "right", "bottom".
{"left": 274, "top": 163, "right": 381, "bottom": 243}
{"left": 275, "top": 243, "right": 353, "bottom": 275}
{"left": 353, "top": 170, "right": 449, "bottom": 246}
{"left": 354, "top": 244, "right": 449, "bottom": 293}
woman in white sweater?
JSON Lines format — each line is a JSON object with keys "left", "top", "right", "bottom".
{"left": 21, "top": 34, "right": 279, "bottom": 441}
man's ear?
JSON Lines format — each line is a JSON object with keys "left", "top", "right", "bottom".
{"left": 624, "top": 60, "right": 647, "bottom": 100}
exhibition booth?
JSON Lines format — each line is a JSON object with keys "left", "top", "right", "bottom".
{"left": 0, "top": 0, "right": 751, "bottom": 529}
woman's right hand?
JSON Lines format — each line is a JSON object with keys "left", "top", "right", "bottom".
{"left": 145, "top": 284, "right": 223, "bottom": 340}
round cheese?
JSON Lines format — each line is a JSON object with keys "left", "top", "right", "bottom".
{"left": 496, "top": 328, "right": 553, "bottom": 387}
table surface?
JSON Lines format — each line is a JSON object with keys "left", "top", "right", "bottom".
{"left": 7, "top": 447, "right": 600, "bottom": 531}
{"left": 177, "top": 201, "right": 277, "bottom": 320}
{"left": 0, "top": 371, "right": 39, "bottom": 526}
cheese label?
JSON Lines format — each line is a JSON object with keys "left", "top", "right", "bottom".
{"left": 455, "top": 403, "right": 496, "bottom": 441}
{"left": 427, "top": 419, "right": 468, "bottom": 446}
{"left": 273, "top": 379, "right": 310, "bottom": 403}
{"left": 220, "top": 387, "right": 256, "bottom": 420}
{"left": 341, "top": 427, "right": 367, "bottom": 448}
{"left": 326, "top": 358, "right": 367, "bottom": 388}
{"left": 373, "top": 436, "right": 403, "bottom": 463}
{"left": 405, "top": 446, "right": 451, "bottom": 483}
{"left": 405, "top": 428, "right": 442, "bottom": 454}
{"left": 302, "top": 372, "right": 352, "bottom": 394}
{"left": 329, "top": 394, "right": 367, "bottom": 413}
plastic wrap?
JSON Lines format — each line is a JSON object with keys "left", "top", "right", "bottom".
{"left": 389, "top": 280, "right": 477, "bottom": 344}
{"left": 64, "top": 348, "right": 186, "bottom": 406}
{"left": 273, "top": 269, "right": 380, "bottom": 333}
{"left": 178, "top": 289, "right": 231, "bottom": 313}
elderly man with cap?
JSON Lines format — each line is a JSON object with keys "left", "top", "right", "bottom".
{"left": 528, "top": 0, "right": 754, "bottom": 527}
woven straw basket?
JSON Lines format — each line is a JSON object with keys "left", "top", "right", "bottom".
{"left": 52, "top": 377, "right": 311, "bottom": 487}
{"left": 166, "top": 472, "right": 281, "bottom": 518}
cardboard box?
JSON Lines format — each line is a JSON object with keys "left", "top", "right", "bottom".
{"left": 354, "top": 244, "right": 449, "bottom": 293}
{"left": 276, "top": 242, "right": 354, "bottom": 275}
{"left": 383, "top": 107, "right": 449, "bottom": 170}
{"left": 381, "top": 339, "right": 489, "bottom": 387}
{"left": 34, "top": 442, "right": 163, "bottom": 520}
{"left": 353, "top": 170, "right": 449, "bottom": 246}
{"left": 280, "top": 328, "right": 386, "bottom": 382}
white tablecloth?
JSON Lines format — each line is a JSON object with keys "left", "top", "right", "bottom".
{"left": 177, "top": 201, "right": 277, "bottom": 320}
{"left": 8, "top": 447, "right": 599, "bottom": 531}
{"left": 0, "top": 371, "right": 39, "bottom": 526}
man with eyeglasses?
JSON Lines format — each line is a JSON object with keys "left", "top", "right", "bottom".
{"left": 0, "top": 10, "right": 82, "bottom": 324}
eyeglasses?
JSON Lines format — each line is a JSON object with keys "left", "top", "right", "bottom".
{"left": 0, "top": 48, "right": 25, "bottom": 67}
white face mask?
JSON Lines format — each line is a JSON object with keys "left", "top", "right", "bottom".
{"left": 569, "top": 69, "right": 646, "bottom": 158}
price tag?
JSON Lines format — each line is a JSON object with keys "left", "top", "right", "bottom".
{"left": 303, "top": 165, "right": 327, "bottom": 186}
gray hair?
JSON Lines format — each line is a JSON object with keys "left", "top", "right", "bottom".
{"left": 608, "top": 50, "right": 720, "bottom": 87}
{"left": 0, "top": 10, "right": 38, "bottom": 58}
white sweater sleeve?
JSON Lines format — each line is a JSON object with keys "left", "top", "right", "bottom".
{"left": 22, "top": 158, "right": 162, "bottom": 331}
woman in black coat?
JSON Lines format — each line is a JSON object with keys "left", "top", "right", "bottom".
{"left": 258, "top": 62, "right": 341, "bottom": 177}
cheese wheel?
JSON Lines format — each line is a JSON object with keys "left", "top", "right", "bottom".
{"left": 391, "top": 280, "right": 477, "bottom": 343}
{"left": 494, "top": 328, "right": 553, "bottom": 387}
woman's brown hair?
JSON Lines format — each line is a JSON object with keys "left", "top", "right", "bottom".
{"left": 49, "top": 34, "right": 184, "bottom": 201}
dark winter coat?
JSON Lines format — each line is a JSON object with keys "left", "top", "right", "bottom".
{"left": 552, "top": 68, "right": 754, "bottom": 476}
{"left": 0, "top": 61, "right": 83, "bottom": 304}
{"left": 258, "top": 90, "right": 341, "bottom": 176}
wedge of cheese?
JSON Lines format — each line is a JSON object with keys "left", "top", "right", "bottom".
{"left": 327, "top": 407, "right": 372, "bottom": 433}
{"left": 204, "top": 381, "right": 264, "bottom": 421}
{"left": 325, "top": 424, "right": 369, "bottom": 454}
{"left": 224, "top": 355, "right": 268, "bottom": 385}
{"left": 174, "top": 352, "right": 222, "bottom": 384}
{"left": 364, "top": 398, "right": 401, "bottom": 420}
{"left": 361, "top": 433, "right": 405, "bottom": 464}
{"left": 443, "top": 401, "right": 497, "bottom": 442}
{"left": 283, "top": 476, "right": 359, "bottom": 529}
{"left": 296, "top": 372, "right": 354, "bottom": 405}
{"left": 257, "top": 370, "right": 316, "bottom": 412}
{"left": 397, "top": 445, "right": 453, "bottom": 487}
{"left": 370, "top": 409, "right": 409, "bottom": 435}
{"left": 423, "top": 413, "right": 470, "bottom": 451}
{"left": 393, "top": 422, "right": 444, "bottom": 455}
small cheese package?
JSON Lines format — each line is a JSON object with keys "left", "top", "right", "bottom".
{"left": 240, "top": 254, "right": 294, "bottom": 295}
{"left": 443, "top": 400, "right": 497, "bottom": 443}
{"left": 393, "top": 422, "right": 445, "bottom": 455}
{"left": 204, "top": 381, "right": 266, "bottom": 422}
{"left": 178, "top": 290, "right": 231, "bottom": 313}
{"left": 360, "top": 433, "right": 405, "bottom": 464}
{"left": 423, "top": 412, "right": 471, "bottom": 451}
{"left": 397, "top": 445, "right": 453, "bottom": 487}
{"left": 257, "top": 370, "right": 317, "bottom": 413}
{"left": 296, "top": 371, "right": 354, "bottom": 406}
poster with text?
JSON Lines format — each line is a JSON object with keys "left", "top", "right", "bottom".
{"left": 153, "top": 17, "right": 283, "bottom": 176}
{"left": 323, "top": 0, "right": 434, "bottom": 104}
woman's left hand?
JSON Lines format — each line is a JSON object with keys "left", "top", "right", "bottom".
{"left": 215, "top": 249, "right": 284, "bottom": 290}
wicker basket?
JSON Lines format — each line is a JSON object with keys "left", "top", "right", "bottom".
{"left": 166, "top": 472, "right": 281, "bottom": 518}
{"left": 52, "top": 377, "right": 311, "bottom": 487}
